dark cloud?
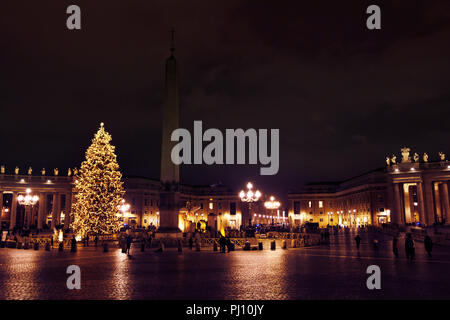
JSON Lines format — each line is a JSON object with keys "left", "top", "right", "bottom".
{"left": 1, "top": 0, "right": 450, "bottom": 201}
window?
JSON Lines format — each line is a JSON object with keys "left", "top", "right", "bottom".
{"left": 318, "top": 201, "right": 323, "bottom": 208}
{"left": 144, "top": 199, "right": 148, "bottom": 206}
{"left": 230, "top": 202, "right": 236, "bottom": 215}
{"left": 294, "top": 201, "right": 300, "bottom": 214}
{"left": 209, "top": 202, "right": 213, "bottom": 210}
{"left": 308, "top": 201, "right": 312, "bottom": 208}
{"left": 320, "top": 218, "right": 323, "bottom": 222}
{"left": 200, "top": 203, "right": 204, "bottom": 209}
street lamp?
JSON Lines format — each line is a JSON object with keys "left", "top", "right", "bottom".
{"left": 239, "top": 182, "right": 261, "bottom": 226}
{"left": 17, "top": 188, "right": 39, "bottom": 229}
{"left": 264, "top": 196, "right": 281, "bottom": 225}
{"left": 118, "top": 199, "right": 131, "bottom": 225}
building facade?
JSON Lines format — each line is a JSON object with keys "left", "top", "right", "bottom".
{"left": 0, "top": 168, "right": 276, "bottom": 233}
{"left": 288, "top": 150, "right": 450, "bottom": 228}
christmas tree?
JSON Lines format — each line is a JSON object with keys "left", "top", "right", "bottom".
{"left": 71, "top": 122, "right": 125, "bottom": 238}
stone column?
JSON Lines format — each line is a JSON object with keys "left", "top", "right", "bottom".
{"left": 393, "top": 183, "right": 403, "bottom": 225}
{"left": 10, "top": 192, "right": 17, "bottom": 230}
{"left": 51, "top": 193, "right": 59, "bottom": 229}
{"left": 64, "top": 193, "right": 71, "bottom": 230}
{"left": 37, "top": 193, "right": 45, "bottom": 230}
{"left": 423, "top": 181, "right": 435, "bottom": 225}
{"left": 417, "top": 183, "right": 426, "bottom": 224}
{"left": 441, "top": 182, "right": 450, "bottom": 224}
{"left": 0, "top": 191, "right": 3, "bottom": 220}
{"left": 403, "top": 185, "right": 412, "bottom": 223}
{"left": 434, "top": 183, "right": 443, "bottom": 223}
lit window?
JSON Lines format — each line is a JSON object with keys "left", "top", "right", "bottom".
{"left": 319, "top": 201, "right": 323, "bottom": 208}
{"left": 209, "top": 202, "right": 213, "bottom": 210}
{"left": 308, "top": 201, "right": 312, "bottom": 208}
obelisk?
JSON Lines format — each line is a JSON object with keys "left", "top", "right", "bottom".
{"left": 157, "top": 30, "right": 182, "bottom": 239}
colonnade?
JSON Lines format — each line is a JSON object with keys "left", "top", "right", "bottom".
{"left": 0, "top": 190, "right": 73, "bottom": 231}
{"left": 392, "top": 180, "right": 450, "bottom": 226}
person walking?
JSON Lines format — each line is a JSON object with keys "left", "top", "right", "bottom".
{"left": 126, "top": 235, "right": 132, "bottom": 255}
{"left": 354, "top": 234, "right": 361, "bottom": 250}
{"left": 424, "top": 235, "right": 433, "bottom": 257}
{"left": 225, "top": 237, "right": 231, "bottom": 253}
{"left": 71, "top": 235, "right": 77, "bottom": 252}
{"left": 219, "top": 236, "right": 226, "bottom": 253}
{"left": 405, "top": 233, "right": 415, "bottom": 260}
{"left": 392, "top": 236, "right": 399, "bottom": 258}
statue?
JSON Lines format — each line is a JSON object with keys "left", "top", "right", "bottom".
{"left": 15, "top": 166, "right": 19, "bottom": 175}
{"left": 439, "top": 152, "right": 446, "bottom": 161}
{"left": 54, "top": 168, "right": 59, "bottom": 176}
{"left": 423, "top": 153, "right": 429, "bottom": 162}
{"left": 28, "top": 166, "right": 32, "bottom": 175}
{"left": 41, "top": 168, "right": 46, "bottom": 175}
{"left": 68, "top": 168, "right": 72, "bottom": 176}
{"left": 385, "top": 156, "right": 390, "bottom": 166}
{"left": 413, "top": 153, "right": 419, "bottom": 162}
{"left": 401, "top": 147, "right": 411, "bottom": 163}
{"left": 0, "top": 165, "right": 4, "bottom": 174}
{"left": 391, "top": 155, "right": 397, "bottom": 164}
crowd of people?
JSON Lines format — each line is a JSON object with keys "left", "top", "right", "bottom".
{"left": 353, "top": 232, "right": 434, "bottom": 260}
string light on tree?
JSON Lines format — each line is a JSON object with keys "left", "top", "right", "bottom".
{"left": 71, "top": 122, "right": 125, "bottom": 239}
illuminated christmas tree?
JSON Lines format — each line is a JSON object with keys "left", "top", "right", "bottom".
{"left": 71, "top": 122, "right": 125, "bottom": 238}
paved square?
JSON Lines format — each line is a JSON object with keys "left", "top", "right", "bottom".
{"left": 1, "top": 231, "right": 449, "bottom": 300}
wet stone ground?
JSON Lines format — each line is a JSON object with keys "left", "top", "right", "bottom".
{"left": 0, "top": 230, "right": 449, "bottom": 300}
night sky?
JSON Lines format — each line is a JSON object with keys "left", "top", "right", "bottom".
{"left": 1, "top": 0, "right": 450, "bottom": 199}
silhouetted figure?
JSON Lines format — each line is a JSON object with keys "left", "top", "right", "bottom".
{"left": 226, "top": 237, "right": 231, "bottom": 253}
{"left": 50, "top": 236, "right": 54, "bottom": 248}
{"left": 86, "top": 235, "right": 89, "bottom": 247}
{"left": 354, "top": 235, "right": 361, "bottom": 249}
{"left": 94, "top": 235, "right": 98, "bottom": 247}
{"left": 405, "top": 233, "right": 415, "bottom": 260}
{"left": 392, "top": 236, "right": 399, "bottom": 258}
{"left": 189, "top": 237, "right": 193, "bottom": 250}
{"left": 424, "top": 235, "right": 433, "bottom": 257}
{"left": 373, "top": 239, "right": 379, "bottom": 250}
{"left": 71, "top": 235, "right": 77, "bottom": 252}
{"left": 219, "top": 236, "right": 226, "bottom": 253}
{"left": 126, "top": 235, "right": 132, "bottom": 255}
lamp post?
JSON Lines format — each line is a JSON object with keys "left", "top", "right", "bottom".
{"left": 264, "top": 196, "right": 281, "bottom": 225}
{"left": 17, "top": 188, "right": 39, "bottom": 229}
{"left": 118, "top": 199, "right": 131, "bottom": 226}
{"left": 239, "top": 182, "right": 261, "bottom": 227}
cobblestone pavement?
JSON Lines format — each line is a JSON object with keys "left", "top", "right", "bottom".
{"left": 1, "top": 230, "right": 449, "bottom": 300}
